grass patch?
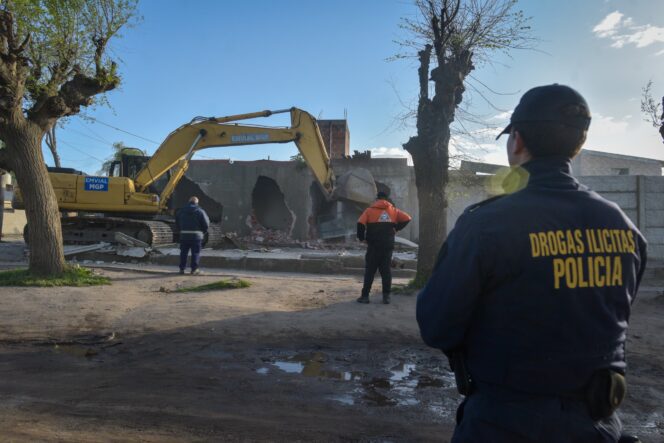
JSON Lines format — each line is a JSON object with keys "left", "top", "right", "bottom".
{"left": 174, "top": 278, "right": 251, "bottom": 293}
{"left": 0, "top": 266, "right": 110, "bottom": 287}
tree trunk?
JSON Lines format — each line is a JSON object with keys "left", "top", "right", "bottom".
{"left": 659, "top": 95, "right": 664, "bottom": 143}
{"left": 3, "top": 118, "right": 65, "bottom": 275}
{"left": 0, "top": 172, "right": 4, "bottom": 240}
{"left": 408, "top": 137, "right": 449, "bottom": 285}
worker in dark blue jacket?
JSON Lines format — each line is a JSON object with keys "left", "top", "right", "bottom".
{"left": 175, "top": 196, "right": 210, "bottom": 275}
{"left": 417, "top": 84, "right": 647, "bottom": 443}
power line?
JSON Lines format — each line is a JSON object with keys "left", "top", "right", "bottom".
{"left": 58, "top": 140, "right": 105, "bottom": 162}
{"left": 66, "top": 127, "right": 116, "bottom": 147}
{"left": 82, "top": 115, "right": 161, "bottom": 145}
{"left": 77, "top": 120, "right": 112, "bottom": 144}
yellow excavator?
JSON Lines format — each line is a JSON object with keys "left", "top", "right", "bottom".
{"left": 13, "top": 107, "right": 377, "bottom": 246}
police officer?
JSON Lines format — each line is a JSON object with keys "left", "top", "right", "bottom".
{"left": 176, "top": 196, "right": 210, "bottom": 275}
{"left": 416, "top": 84, "right": 647, "bottom": 442}
{"left": 357, "top": 191, "right": 412, "bottom": 304}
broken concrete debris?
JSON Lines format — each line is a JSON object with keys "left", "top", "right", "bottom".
{"left": 116, "top": 246, "right": 151, "bottom": 258}
{"left": 114, "top": 232, "right": 150, "bottom": 248}
{"left": 63, "top": 243, "right": 110, "bottom": 257}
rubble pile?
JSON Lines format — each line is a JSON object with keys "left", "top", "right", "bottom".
{"left": 240, "top": 214, "right": 298, "bottom": 247}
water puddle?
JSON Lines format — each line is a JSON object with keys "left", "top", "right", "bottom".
{"left": 390, "top": 363, "right": 415, "bottom": 381}
{"left": 328, "top": 394, "right": 355, "bottom": 405}
{"left": 268, "top": 352, "right": 364, "bottom": 381}
{"left": 53, "top": 344, "right": 98, "bottom": 358}
{"left": 274, "top": 361, "right": 304, "bottom": 374}
{"left": 260, "top": 352, "right": 455, "bottom": 410}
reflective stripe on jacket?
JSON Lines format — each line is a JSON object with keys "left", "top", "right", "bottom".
{"left": 175, "top": 204, "right": 210, "bottom": 241}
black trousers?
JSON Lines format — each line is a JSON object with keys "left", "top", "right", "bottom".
{"left": 362, "top": 244, "right": 393, "bottom": 297}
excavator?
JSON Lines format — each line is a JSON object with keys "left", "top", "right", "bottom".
{"left": 13, "top": 107, "right": 377, "bottom": 246}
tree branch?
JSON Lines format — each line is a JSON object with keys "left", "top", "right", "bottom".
{"left": 27, "top": 70, "right": 119, "bottom": 127}
{"left": 418, "top": 44, "right": 432, "bottom": 102}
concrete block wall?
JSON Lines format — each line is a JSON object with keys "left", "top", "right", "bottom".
{"left": 181, "top": 158, "right": 420, "bottom": 242}
{"left": 642, "top": 177, "right": 664, "bottom": 259}
{"left": 446, "top": 174, "right": 664, "bottom": 260}
{"left": 182, "top": 160, "right": 314, "bottom": 239}
{"left": 1, "top": 209, "right": 26, "bottom": 235}
{"left": 576, "top": 176, "right": 664, "bottom": 258}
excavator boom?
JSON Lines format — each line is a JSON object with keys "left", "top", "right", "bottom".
{"left": 134, "top": 108, "right": 336, "bottom": 207}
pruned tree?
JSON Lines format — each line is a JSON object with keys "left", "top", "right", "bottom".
{"left": 398, "top": 0, "right": 532, "bottom": 283}
{"left": 0, "top": 0, "right": 139, "bottom": 275}
{"left": 641, "top": 80, "right": 664, "bottom": 143}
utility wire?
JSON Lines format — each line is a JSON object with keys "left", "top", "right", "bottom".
{"left": 77, "top": 120, "right": 112, "bottom": 144}
{"left": 82, "top": 115, "right": 160, "bottom": 145}
{"left": 66, "top": 127, "right": 116, "bottom": 147}
{"left": 59, "top": 139, "right": 105, "bottom": 162}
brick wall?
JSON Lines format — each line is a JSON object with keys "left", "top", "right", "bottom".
{"left": 317, "top": 120, "right": 349, "bottom": 159}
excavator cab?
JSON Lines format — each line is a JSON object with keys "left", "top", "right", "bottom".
{"left": 108, "top": 151, "right": 152, "bottom": 180}
{"left": 109, "top": 152, "right": 171, "bottom": 199}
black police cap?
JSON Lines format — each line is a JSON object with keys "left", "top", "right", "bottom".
{"left": 496, "top": 84, "right": 591, "bottom": 140}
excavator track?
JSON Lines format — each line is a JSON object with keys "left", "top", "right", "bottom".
{"left": 59, "top": 216, "right": 225, "bottom": 247}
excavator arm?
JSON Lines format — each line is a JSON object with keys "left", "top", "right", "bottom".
{"left": 133, "top": 108, "right": 336, "bottom": 209}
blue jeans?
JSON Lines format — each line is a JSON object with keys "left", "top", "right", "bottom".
{"left": 179, "top": 237, "right": 202, "bottom": 272}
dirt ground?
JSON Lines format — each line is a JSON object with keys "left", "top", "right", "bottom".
{"left": 0, "top": 262, "right": 662, "bottom": 442}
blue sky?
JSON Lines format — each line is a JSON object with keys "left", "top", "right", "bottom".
{"left": 48, "top": 0, "right": 664, "bottom": 174}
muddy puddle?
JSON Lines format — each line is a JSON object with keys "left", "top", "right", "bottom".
{"left": 256, "top": 351, "right": 456, "bottom": 410}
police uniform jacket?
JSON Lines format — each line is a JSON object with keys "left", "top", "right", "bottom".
{"left": 416, "top": 156, "right": 647, "bottom": 395}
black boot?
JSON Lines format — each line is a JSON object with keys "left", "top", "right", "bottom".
{"left": 356, "top": 295, "right": 370, "bottom": 304}
{"left": 382, "top": 293, "right": 391, "bottom": 304}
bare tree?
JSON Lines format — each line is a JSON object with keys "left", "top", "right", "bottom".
{"left": 44, "top": 124, "right": 61, "bottom": 167}
{"left": 398, "top": 0, "right": 533, "bottom": 283}
{"left": 0, "top": 0, "right": 139, "bottom": 275}
{"left": 641, "top": 80, "right": 664, "bottom": 143}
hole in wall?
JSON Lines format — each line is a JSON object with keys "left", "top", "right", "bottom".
{"left": 251, "top": 176, "right": 295, "bottom": 234}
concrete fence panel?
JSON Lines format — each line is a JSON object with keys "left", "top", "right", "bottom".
{"left": 644, "top": 194, "right": 664, "bottom": 210}
{"left": 645, "top": 177, "right": 664, "bottom": 193}
{"left": 646, "top": 210, "right": 664, "bottom": 228}
{"left": 580, "top": 176, "right": 637, "bottom": 193}
{"left": 596, "top": 193, "right": 637, "bottom": 210}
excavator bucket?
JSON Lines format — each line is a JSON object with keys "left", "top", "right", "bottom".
{"left": 332, "top": 168, "right": 377, "bottom": 205}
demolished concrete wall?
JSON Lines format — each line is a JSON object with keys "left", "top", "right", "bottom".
{"left": 177, "top": 157, "right": 421, "bottom": 243}
{"left": 175, "top": 157, "right": 490, "bottom": 245}
{"left": 170, "top": 175, "right": 224, "bottom": 223}
{"left": 177, "top": 160, "right": 314, "bottom": 239}
{"left": 331, "top": 157, "right": 419, "bottom": 242}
